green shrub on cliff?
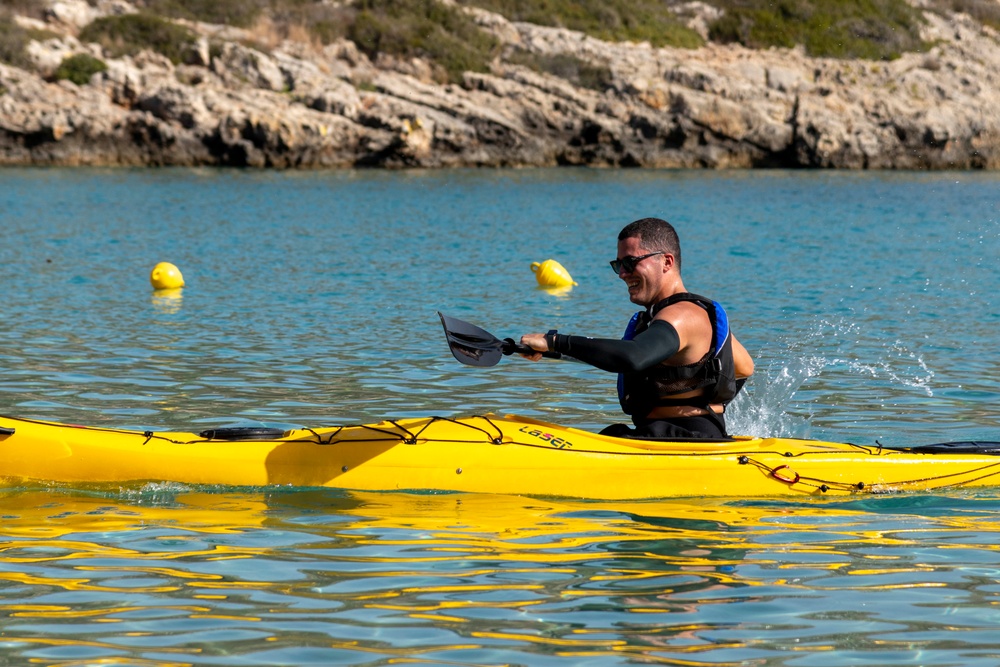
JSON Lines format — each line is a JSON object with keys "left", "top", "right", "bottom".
{"left": 462, "top": 0, "right": 703, "bottom": 48}
{"left": 936, "top": 0, "right": 1000, "bottom": 30}
{"left": 507, "top": 50, "right": 615, "bottom": 90}
{"left": 79, "top": 13, "right": 198, "bottom": 64}
{"left": 0, "top": 11, "right": 32, "bottom": 68}
{"left": 1, "top": 0, "right": 47, "bottom": 20}
{"left": 136, "top": 0, "right": 267, "bottom": 28}
{"left": 54, "top": 53, "right": 108, "bottom": 85}
{"left": 271, "top": 2, "right": 352, "bottom": 45}
{"left": 309, "top": 18, "right": 347, "bottom": 45}
{"left": 708, "top": 0, "right": 926, "bottom": 59}
{"left": 348, "top": 0, "right": 500, "bottom": 82}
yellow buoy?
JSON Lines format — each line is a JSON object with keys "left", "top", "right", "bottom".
{"left": 150, "top": 262, "right": 185, "bottom": 290}
{"left": 531, "top": 259, "right": 577, "bottom": 288}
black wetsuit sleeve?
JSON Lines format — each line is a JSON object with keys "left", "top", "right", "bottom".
{"left": 549, "top": 320, "right": 680, "bottom": 373}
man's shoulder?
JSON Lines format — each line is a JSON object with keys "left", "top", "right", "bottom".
{"left": 652, "top": 297, "right": 712, "bottom": 332}
{"left": 652, "top": 290, "right": 710, "bottom": 313}
{"left": 654, "top": 299, "right": 708, "bottom": 317}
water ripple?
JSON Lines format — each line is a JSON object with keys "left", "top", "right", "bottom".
{"left": 2, "top": 169, "right": 1000, "bottom": 665}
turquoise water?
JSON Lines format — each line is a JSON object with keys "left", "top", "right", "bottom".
{"left": 1, "top": 168, "right": 999, "bottom": 665}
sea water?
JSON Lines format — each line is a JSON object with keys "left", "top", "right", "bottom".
{"left": 0, "top": 168, "right": 998, "bottom": 665}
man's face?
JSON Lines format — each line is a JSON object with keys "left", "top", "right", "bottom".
{"left": 615, "top": 236, "right": 667, "bottom": 306}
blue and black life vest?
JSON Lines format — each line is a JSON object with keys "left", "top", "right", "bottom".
{"left": 617, "top": 293, "right": 739, "bottom": 416}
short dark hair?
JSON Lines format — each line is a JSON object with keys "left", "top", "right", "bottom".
{"left": 618, "top": 217, "right": 681, "bottom": 271}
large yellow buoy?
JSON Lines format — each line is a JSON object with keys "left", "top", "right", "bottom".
{"left": 150, "top": 262, "right": 185, "bottom": 290}
{"left": 531, "top": 259, "right": 577, "bottom": 289}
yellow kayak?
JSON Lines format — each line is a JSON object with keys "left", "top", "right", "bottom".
{"left": 1, "top": 413, "right": 998, "bottom": 498}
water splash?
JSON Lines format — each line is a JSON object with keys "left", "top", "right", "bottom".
{"left": 116, "top": 481, "right": 193, "bottom": 505}
{"left": 728, "top": 318, "right": 935, "bottom": 439}
{"left": 727, "top": 355, "right": 821, "bottom": 439}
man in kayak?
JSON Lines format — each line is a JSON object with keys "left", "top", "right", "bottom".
{"left": 520, "top": 217, "right": 754, "bottom": 439}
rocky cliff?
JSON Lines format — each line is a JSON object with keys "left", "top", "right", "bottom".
{"left": 2, "top": 0, "right": 998, "bottom": 168}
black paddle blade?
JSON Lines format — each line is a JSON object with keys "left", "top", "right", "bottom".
{"left": 438, "top": 312, "right": 506, "bottom": 367}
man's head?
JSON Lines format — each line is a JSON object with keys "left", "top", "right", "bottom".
{"left": 617, "top": 218, "right": 681, "bottom": 271}
{"left": 614, "top": 218, "right": 683, "bottom": 306}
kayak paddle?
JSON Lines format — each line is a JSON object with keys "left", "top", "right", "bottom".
{"left": 438, "top": 312, "right": 562, "bottom": 367}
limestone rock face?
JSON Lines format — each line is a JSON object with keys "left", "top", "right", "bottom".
{"left": 1, "top": 1, "right": 998, "bottom": 168}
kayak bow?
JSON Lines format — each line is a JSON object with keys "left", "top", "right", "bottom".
{"left": 1, "top": 414, "right": 999, "bottom": 498}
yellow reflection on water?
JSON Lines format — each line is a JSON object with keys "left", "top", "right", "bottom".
{"left": 1, "top": 489, "right": 1000, "bottom": 665}
{"left": 150, "top": 288, "right": 184, "bottom": 314}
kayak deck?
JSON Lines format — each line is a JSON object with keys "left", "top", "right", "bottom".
{"left": 2, "top": 413, "right": 999, "bottom": 498}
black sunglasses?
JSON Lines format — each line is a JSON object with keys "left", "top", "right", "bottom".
{"left": 609, "top": 252, "right": 664, "bottom": 274}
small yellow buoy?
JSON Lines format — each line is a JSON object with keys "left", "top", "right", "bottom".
{"left": 150, "top": 262, "right": 185, "bottom": 290}
{"left": 531, "top": 259, "right": 577, "bottom": 289}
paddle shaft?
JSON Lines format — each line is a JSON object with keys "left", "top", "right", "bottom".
{"left": 500, "top": 337, "right": 562, "bottom": 359}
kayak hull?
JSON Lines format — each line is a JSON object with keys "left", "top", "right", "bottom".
{"left": 2, "top": 414, "right": 999, "bottom": 499}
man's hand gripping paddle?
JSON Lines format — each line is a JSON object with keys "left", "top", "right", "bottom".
{"left": 438, "top": 312, "right": 562, "bottom": 367}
